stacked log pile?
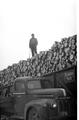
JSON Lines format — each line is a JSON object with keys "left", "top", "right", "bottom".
{"left": 0, "top": 35, "right": 77, "bottom": 87}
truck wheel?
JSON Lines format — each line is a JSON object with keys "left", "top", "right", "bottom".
{"left": 27, "top": 107, "right": 46, "bottom": 120}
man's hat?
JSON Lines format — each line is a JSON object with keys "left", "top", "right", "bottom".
{"left": 31, "top": 33, "right": 34, "bottom": 36}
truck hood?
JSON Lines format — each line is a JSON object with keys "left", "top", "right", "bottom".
{"left": 29, "top": 88, "right": 66, "bottom": 98}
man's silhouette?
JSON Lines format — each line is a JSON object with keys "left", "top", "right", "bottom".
{"left": 29, "top": 34, "right": 38, "bottom": 57}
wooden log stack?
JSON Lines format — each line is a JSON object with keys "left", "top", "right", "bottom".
{"left": 0, "top": 35, "right": 77, "bottom": 88}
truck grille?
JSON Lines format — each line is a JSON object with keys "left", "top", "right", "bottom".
{"left": 57, "top": 98, "right": 75, "bottom": 115}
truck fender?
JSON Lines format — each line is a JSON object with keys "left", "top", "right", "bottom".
{"left": 24, "top": 99, "right": 48, "bottom": 120}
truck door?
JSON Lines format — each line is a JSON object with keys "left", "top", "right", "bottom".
{"left": 0, "top": 85, "right": 15, "bottom": 114}
{"left": 13, "top": 81, "right": 27, "bottom": 116}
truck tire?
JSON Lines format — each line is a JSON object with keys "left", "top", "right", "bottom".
{"left": 27, "top": 107, "right": 47, "bottom": 120}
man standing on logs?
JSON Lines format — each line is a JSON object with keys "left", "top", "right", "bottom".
{"left": 29, "top": 34, "right": 38, "bottom": 57}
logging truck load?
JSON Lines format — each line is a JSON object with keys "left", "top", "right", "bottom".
{"left": 0, "top": 65, "right": 77, "bottom": 120}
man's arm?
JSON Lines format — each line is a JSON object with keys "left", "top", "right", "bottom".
{"left": 36, "top": 38, "right": 38, "bottom": 46}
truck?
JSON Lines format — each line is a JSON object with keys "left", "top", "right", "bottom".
{"left": 0, "top": 65, "right": 77, "bottom": 120}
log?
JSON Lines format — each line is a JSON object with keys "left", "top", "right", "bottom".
{"left": 0, "top": 35, "right": 77, "bottom": 92}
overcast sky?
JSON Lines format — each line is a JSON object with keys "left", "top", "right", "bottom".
{"left": 0, "top": 0, "right": 76, "bottom": 70}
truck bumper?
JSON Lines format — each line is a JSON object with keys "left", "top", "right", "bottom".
{"left": 8, "top": 115, "right": 24, "bottom": 120}
{"left": 49, "top": 112, "right": 76, "bottom": 120}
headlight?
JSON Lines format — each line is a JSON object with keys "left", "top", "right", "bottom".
{"left": 48, "top": 102, "right": 58, "bottom": 116}
{"left": 49, "top": 102, "right": 57, "bottom": 108}
{"left": 43, "top": 102, "right": 57, "bottom": 108}
{"left": 53, "top": 103, "right": 57, "bottom": 108}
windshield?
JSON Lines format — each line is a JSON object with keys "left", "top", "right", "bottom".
{"left": 41, "top": 79, "right": 53, "bottom": 88}
{"left": 15, "top": 82, "right": 25, "bottom": 92}
{"left": 28, "top": 80, "right": 41, "bottom": 89}
{"left": 27, "top": 79, "right": 53, "bottom": 89}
